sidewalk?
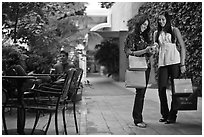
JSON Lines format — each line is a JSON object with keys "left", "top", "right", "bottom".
{"left": 80, "top": 73, "right": 202, "bottom": 135}
{"left": 3, "top": 73, "right": 202, "bottom": 135}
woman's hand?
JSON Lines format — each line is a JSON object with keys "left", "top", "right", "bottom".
{"left": 126, "top": 49, "right": 133, "bottom": 56}
{"left": 145, "top": 46, "right": 153, "bottom": 54}
{"left": 180, "top": 65, "right": 186, "bottom": 73}
{"left": 150, "top": 43, "right": 159, "bottom": 54}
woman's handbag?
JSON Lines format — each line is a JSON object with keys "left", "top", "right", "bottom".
{"left": 172, "top": 93, "right": 197, "bottom": 110}
{"left": 172, "top": 78, "right": 193, "bottom": 94}
{"left": 125, "top": 70, "right": 146, "bottom": 88}
{"left": 128, "top": 55, "right": 147, "bottom": 71}
{"left": 172, "top": 77, "right": 197, "bottom": 110}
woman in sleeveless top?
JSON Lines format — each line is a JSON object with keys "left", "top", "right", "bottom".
{"left": 153, "top": 11, "right": 186, "bottom": 124}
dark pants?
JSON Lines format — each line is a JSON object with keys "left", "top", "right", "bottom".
{"left": 132, "top": 68, "right": 150, "bottom": 124}
{"left": 158, "top": 64, "right": 180, "bottom": 120}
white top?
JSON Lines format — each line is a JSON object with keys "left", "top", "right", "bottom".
{"left": 158, "top": 31, "right": 180, "bottom": 67}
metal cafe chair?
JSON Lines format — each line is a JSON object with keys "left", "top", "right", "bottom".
{"left": 38, "top": 68, "right": 84, "bottom": 134}
{"left": 65, "top": 68, "right": 83, "bottom": 134}
{"left": 23, "top": 68, "right": 76, "bottom": 135}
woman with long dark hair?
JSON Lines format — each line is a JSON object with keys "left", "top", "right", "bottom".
{"left": 124, "top": 14, "right": 154, "bottom": 128}
{"left": 153, "top": 11, "right": 186, "bottom": 124}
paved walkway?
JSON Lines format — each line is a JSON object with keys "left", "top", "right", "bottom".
{"left": 3, "top": 73, "right": 202, "bottom": 135}
{"left": 80, "top": 73, "right": 202, "bottom": 135}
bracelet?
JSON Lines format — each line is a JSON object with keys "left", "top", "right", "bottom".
{"left": 180, "top": 64, "right": 185, "bottom": 67}
{"left": 131, "top": 51, "right": 134, "bottom": 55}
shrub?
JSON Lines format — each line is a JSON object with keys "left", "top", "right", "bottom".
{"left": 94, "top": 39, "right": 119, "bottom": 75}
{"left": 128, "top": 2, "right": 202, "bottom": 94}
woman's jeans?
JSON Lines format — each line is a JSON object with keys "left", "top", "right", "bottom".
{"left": 158, "top": 64, "right": 180, "bottom": 120}
{"left": 132, "top": 68, "right": 150, "bottom": 124}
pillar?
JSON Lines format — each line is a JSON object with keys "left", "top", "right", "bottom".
{"left": 119, "top": 31, "right": 128, "bottom": 81}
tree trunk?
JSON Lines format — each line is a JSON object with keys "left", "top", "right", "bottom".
{"left": 14, "top": 3, "right": 19, "bottom": 44}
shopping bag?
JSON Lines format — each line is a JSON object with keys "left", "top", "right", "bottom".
{"left": 172, "top": 93, "right": 197, "bottom": 110}
{"left": 173, "top": 79, "right": 193, "bottom": 94}
{"left": 125, "top": 70, "right": 146, "bottom": 88}
{"left": 128, "top": 56, "right": 147, "bottom": 71}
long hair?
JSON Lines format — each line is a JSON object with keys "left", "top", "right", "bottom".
{"left": 7, "top": 51, "right": 21, "bottom": 66}
{"left": 156, "top": 11, "right": 175, "bottom": 43}
{"left": 133, "top": 14, "right": 151, "bottom": 44}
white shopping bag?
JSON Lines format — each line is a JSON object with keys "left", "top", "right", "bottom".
{"left": 125, "top": 70, "right": 146, "bottom": 88}
{"left": 128, "top": 56, "right": 147, "bottom": 71}
{"left": 173, "top": 79, "right": 193, "bottom": 94}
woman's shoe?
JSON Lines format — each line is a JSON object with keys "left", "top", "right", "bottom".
{"left": 159, "top": 118, "right": 167, "bottom": 122}
{"left": 135, "top": 122, "right": 147, "bottom": 128}
{"left": 165, "top": 119, "right": 176, "bottom": 124}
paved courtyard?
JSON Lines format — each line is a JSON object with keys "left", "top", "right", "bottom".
{"left": 3, "top": 73, "right": 202, "bottom": 135}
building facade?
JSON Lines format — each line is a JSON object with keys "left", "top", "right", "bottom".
{"left": 86, "top": 2, "right": 156, "bottom": 83}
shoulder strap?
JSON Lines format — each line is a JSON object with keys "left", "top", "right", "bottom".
{"left": 153, "top": 31, "right": 158, "bottom": 43}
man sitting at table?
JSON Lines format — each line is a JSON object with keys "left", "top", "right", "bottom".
{"left": 53, "top": 50, "right": 75, "bottom": 73}
{"left": 39, "top": 50, "right": 76, "bottom": 96}
{"left": 52, "top": 50, "right": 75, "bottom": 83}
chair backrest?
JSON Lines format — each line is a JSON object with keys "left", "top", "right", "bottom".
{"left": 2, "top": 88, "right": 8, "bottom": 104}
{"left": 61, "top": 69, "right": 76, "bottom": 100}
{"left": 69, "top": 68, "right": 83, "bottom": 101}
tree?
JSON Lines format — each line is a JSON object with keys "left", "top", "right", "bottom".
{"left": 2, "top": 2, "right": 87, "bottom": 50}
{"left": 94, "top": 39, "right": 119, "bottom": 75}
{"left": 2, "top": 2, "right": 46, "bottom": 43}
{"left": 100, "top": 2, "right": 115, "bottom": 9}
{"left": 2, "top": 2, "right": 88, "bottom": 73}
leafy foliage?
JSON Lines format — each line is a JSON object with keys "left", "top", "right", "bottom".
{"left": 2, "top": 2, "right": 88, "bottom": 73}
{"left": 94, "top": 39, "right": 119, "bottom": 74}
{"left": 132, "top": 2, "right": 202, "bottom": 89}
{"left": 99, "top": 2, "right": 115, "bottom": 9}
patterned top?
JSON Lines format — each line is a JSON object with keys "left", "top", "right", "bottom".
{"left": 124, "top": 33, "right": 152, "bottom": 68}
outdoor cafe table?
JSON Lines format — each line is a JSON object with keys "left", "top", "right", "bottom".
{"left": 2, "top": 75, "right": 41, "bottom": 135}
{"left": 2, "top": 74, "right": 64, "bottom": 134}
{"left": 29, "top": 73, "right": 62, "bottom": 78}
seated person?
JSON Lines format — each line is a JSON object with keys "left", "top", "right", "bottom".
{"left": 4, "top": 52, "right": 50, "bottom": 94}
{"left": 54, "top": 51, "right": 75, "bottom": 73}
{"left": 4, "top": 52, "right": 37, "bottom": 96}
{"left": 39, "top": 51, "right": 76, "bottom": 93}
{"left": 52, "top": 50, "right": 75, "bottom": 84}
